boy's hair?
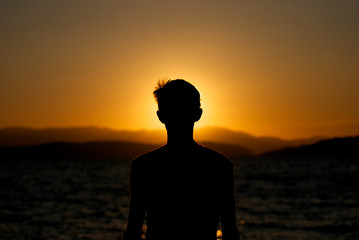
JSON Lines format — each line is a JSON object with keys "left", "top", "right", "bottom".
{"left": 153, "top": 79, "right": 201, "bottom": 111}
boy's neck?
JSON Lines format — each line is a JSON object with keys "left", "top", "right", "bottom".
{"left": 166, "top": 127, "right": 197, "bottom": 149}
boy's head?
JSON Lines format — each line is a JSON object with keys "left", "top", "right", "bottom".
{"left": 153, "top": 79, "right": 202, "bottom": 126}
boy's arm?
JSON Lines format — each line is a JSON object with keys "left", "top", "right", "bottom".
{"left": 123, "top": 160, "right": 146, "bottom": 240}
{"left": 221, "top": 163, "right": 240, "bottom": 240}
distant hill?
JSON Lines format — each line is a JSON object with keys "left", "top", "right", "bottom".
{"left": 196, "top": 127, "right": 326, "bottom": 155}
{"left": 0, "top": 141, "right": 157, "bottom": 160}
{"left": 0, "top": 141, "right": 253, "bottom": 161}
{"left": 0, "top": 126, "right": 327, "bottom": 155}
{"left": 199, "top": 141, "right": 253, "bottom": 158}
{"left": 261, "top": 136, "right": 359, "bottom": 157}
{"left": 0, "top": 127, "right": 166, "bottom": 146}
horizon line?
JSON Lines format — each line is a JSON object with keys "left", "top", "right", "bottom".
{"left": 0, "top": 124, "right": 351, "bottom": 141}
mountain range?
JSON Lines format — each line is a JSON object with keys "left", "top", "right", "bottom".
{"left": 1, "top": 136, "right": 358, "bottom": 161}
{"left": 262, "top": 136, "right": 359, "bottom": 158}
{"left": 0, "top": 126, "right": 327, "bottom": 155}
{"left": 0, "top": 140, "right": 254, "bottom": 160}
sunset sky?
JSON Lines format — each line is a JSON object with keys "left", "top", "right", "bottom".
{"left": 1, "top": 1, "right": 358, "bottom": 139}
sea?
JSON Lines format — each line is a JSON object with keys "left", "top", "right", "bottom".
{"left": 0, "top": 155, "right": 358, "bottom": 240}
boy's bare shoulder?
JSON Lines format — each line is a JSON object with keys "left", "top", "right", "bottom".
{"left": 130, "top": 143, "right": 235, "bottom": 169}
{"left": 199, "top": 144, "right": 236, "bottom": 168}
{"left": 131, "top": 145, "right": 167, "bottom": 166}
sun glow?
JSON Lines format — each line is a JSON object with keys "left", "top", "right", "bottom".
{"left": 1, "top": 1, "right": 358, "bottom": 139}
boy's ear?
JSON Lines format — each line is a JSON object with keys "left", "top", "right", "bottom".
{"left": 193, "top": 108, "right": 203, "bottom": 122}
{"left": 157, "top": 110, "right": 166, "bottom": 124}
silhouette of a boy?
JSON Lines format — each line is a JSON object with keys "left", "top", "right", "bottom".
{"left": 124, "top": 79, "right": 240, "bottom": 240}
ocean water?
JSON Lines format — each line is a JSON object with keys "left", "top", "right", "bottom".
{"left": 0, "top": 156, "right": 358, "bottom": 240}
{"left": 235, "top": 157, "right": 359, "bottom": 240}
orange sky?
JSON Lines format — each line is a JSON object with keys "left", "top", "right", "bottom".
{"left": 1, "top": 1, "right": 359, "bottom": 139}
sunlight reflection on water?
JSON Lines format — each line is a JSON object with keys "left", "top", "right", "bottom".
{"left": 216, "top": 229, "right": 222, "bottom": 238}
